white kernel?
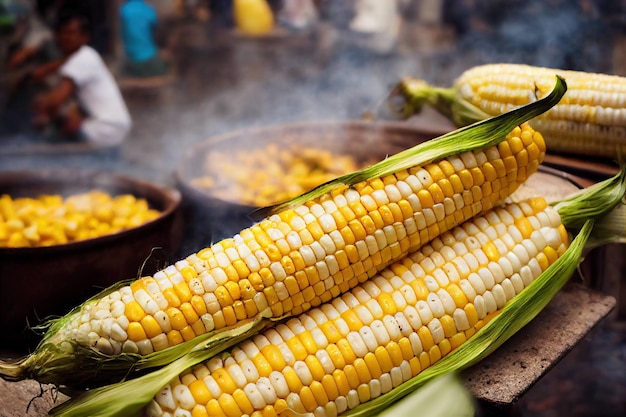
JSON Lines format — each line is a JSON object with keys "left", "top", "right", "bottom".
{"left": 482, "top": 290, "right": 497, "bottom": 314}
{"left": 453, "top": 308, "right": 470, "bottom": 331}
{"left": 498, "top": 256, "right": 514, "bottom": 276}
{"left": 478, "top": 267, "right": 496, "bottom": 289}
{"left": 319, "top": 213, "right": 338, "bottom": 233}
{"left": 416, "top": 300, "right": 434, "bottom": 324}
{"left": 310, "top": 241, "right": 326, "bottom": 261}
{"left": 468, "top": 272, "right": 487, "bottom": 294}
{"left": 428, "top": 318, "right": 445, "bottom": 344}
{"left": 372, "top": 189, "right": 390, "bottom": 206}
{"left": 369, "top": 378, "right": 382, "bottom": 399}
{"left": 335, "top": 395, "right": 348, "bottom": 414}
{"left": 365, "top": 299, "right": 383, "bottom": 320}
{"left": 473, "top": 295, "right": 486, "bottom": 319}
{"left": 347, "top": 389, "right": 360, "bottom": 410}
{"left": 110, "top": 322, "right": 127, "bottom": 342}
{"left": 501, "top": 278, "right": 517, "bottom": 301}
{"left": 347, "top": 331, "right": 369, "bottom": 357}
{"left": 370, "top": 320, "right": 390, "bottom": 345}
{"left": 523, "top": 261, "right": 538, "bottom": 284}
{"left": 492, "top": 284, "right": 508, "bottom": 308}
{"left": 256, "top": 377, "right": 278, "bottom": 404}
{"left": 427, "top": 293, "right": 445, "bottom": 317}
{"left": 390, "top": 365, "right": 404, "bottom": 387}
{"left": 316, "top": 349, "right": 336, "bottom": 373}
{"left": 293, "top": 360, "right": 313, "bottom": 385}
{"left": 402, "top": 305, "right": 422, "bottom": 330}
{"left": 510, "top": 273, "right": 525, "bottom": 293}
{"left": 453, "top": 257, "right": 470, "bottom": 279}
{"left": 155, "top": 385, "right": 177, "bottom": 411}
{"left": 359, "top": 326, "right": 378, "bottom": 352}
{"left": 244, "top": 382, "right": 266, "bottom": 409}
{"left": 437, "top": 289, "right": 456, "bottom": 315}
{"left": 268, "top": 370, "right": 289, "bottom": 398}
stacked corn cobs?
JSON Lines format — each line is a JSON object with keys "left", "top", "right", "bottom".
{"left": 1, "top": 77, "right": 623, "bottom": 417}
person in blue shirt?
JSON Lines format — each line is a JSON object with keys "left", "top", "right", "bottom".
{"left": 120, "top": 0, "right": 166, "bottom": 77}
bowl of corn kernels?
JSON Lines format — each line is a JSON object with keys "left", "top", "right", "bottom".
{"left": 176, "top": 119, "right": 446, "bottom": 248}
{"left": 0, "top": 169, "right": 183, "bottom": 348}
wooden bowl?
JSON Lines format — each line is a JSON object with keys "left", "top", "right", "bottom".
{"left": 0, "top": 169, "right": 183, "bottom": 349}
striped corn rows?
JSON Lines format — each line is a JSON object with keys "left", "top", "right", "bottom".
{"left": 48, "top": 124, "right": 546, "bottom": 357}
{"left": 454, "top": 63, "right": 626, "bottom": 158}
{"left": 145, "top": 197, "right": 569, "bottom": 417}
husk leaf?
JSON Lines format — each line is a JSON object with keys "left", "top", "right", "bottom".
{"left": 50, "top": 316, "right": 274, "bottom": 416}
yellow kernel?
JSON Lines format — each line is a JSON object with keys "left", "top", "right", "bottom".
{"left": 167, "top": 329, "right": 184, "bottom": 346}
{"left": 140, "top": 315, "right": 162, "bottom": 339}
{"left": 217, "top": 393, "right": 242, "bottom": 417}
{"left": 353, "top": 358, "right": 372, "bottom": 383}
{"left": 189, "top": 379, "right": 212, "bottom": 405}
{"left": 333, "top": 369, "right": 351, "bottom": 396}
{"left": 174, "top": 281, "right": 193, "bottom": 303}
{"left": 299, "top": 386, "right": 318, "bottom": 412}
{"left": 261, "top": 344, "right": 286, "bottom": 370}
{"left": 232, "top": 389, "right": 254, "bottom": 415}
{"left": 343, "top": 364, "right": 360, "bottom": 389}
{"left": 418, "top": 326, "right": 435, "bottom": 351}
{"left": 305, "top": 355, "right": 326, "bottom": 381}
{"left": 167, "top": 307, "right": 187, "bottom": 331}
{"left": 125, "top": 300, "right": 146, "bottom": 322}
{"left": 363, "top": 352, "right": 382, "bottom": 379}
{"left": 127, "top": 321, "right": 147, "bottom": 341}
{"left": 337, "top": 339, "right": 357, "bottom": 365}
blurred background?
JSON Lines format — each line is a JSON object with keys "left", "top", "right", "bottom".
{"left": 0, "top": 0, "right": 625, "bottom": 416}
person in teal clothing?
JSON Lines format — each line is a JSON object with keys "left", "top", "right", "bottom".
{"left": 120, "top": 0, "right": 167, "bottom": 77}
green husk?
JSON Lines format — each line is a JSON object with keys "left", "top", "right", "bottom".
{"left": 0, "top": 76, "right": 568, "bottom": 390}
{"left": 552, "top": 166, "right": 626, "bottom": 231}
{"left": 255, "top": 75, "right": 567, "bottom": 218}
{"left": 376, "top": 372, "right": 475, "bottom": 417}
{"left": 392, "top": 77, "right": 489, "bottom": 126}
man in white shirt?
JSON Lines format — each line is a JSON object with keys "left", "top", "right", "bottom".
{"left": 33, "top": 14, "right": 132, "bottom": 148}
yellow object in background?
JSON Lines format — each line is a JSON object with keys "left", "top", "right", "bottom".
{"left": 233, "top": 0, "right": 275, "bottom": 36}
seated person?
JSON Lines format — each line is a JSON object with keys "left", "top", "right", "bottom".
{"left": 120, "top": 0, "right": 167, "bottom": 78}
{"left": 32, "top": 13, "right": 132, "bottom": 148}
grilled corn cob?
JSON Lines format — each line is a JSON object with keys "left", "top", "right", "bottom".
{"left": 394, "top": 63, "right": 626, "bottom": 159}
{"left": 0, "top": 78, "right": 566, "bottom": 389}
{"left": 143, "top": 197, "right": 568, "bottom": 417}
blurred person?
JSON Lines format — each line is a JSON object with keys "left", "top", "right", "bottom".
{"left": 277, "top": 0, "right": 318, "bottom": 31}
{"left": 5, "top": 1, "right": 56, "bottom": 71}
{"left": 32, "top": 13, "right": 132, "bottom": 148}
{"left": 120, "top": 0, "right": 167, "bottom": 78}
{"left": 349, "top": 0, "right": 401, "bottom": 54}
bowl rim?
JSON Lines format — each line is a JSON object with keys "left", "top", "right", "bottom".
{"left": 174, "top": 118, "right": 451, "bottom": 206}
{"left": 0, "top": 168, "right": 182, "bottom": 254}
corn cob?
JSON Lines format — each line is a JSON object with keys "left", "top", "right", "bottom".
{"left": 394, "top": 63, "right": 626, "bottom": 159}
{"left": 62, "top": 124, "right": 542, "bottom": 352}
{"left": 142, "top": 197, "right": 568, "bottom": 417}
{"left": 0, "top": 78, "right": 566, "bottom": 389}
{"left": 13, "top": 122, "right": 543, "bottom": 385}
{"left": 47, "top": 167, "right": 626, "bottom": 417}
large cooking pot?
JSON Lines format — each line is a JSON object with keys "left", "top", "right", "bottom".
{"left": 175, "top": 119, "right": 449, "bottom": 252}
{"left": 0, "top": 169, "right": 183, "bottom": 349}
